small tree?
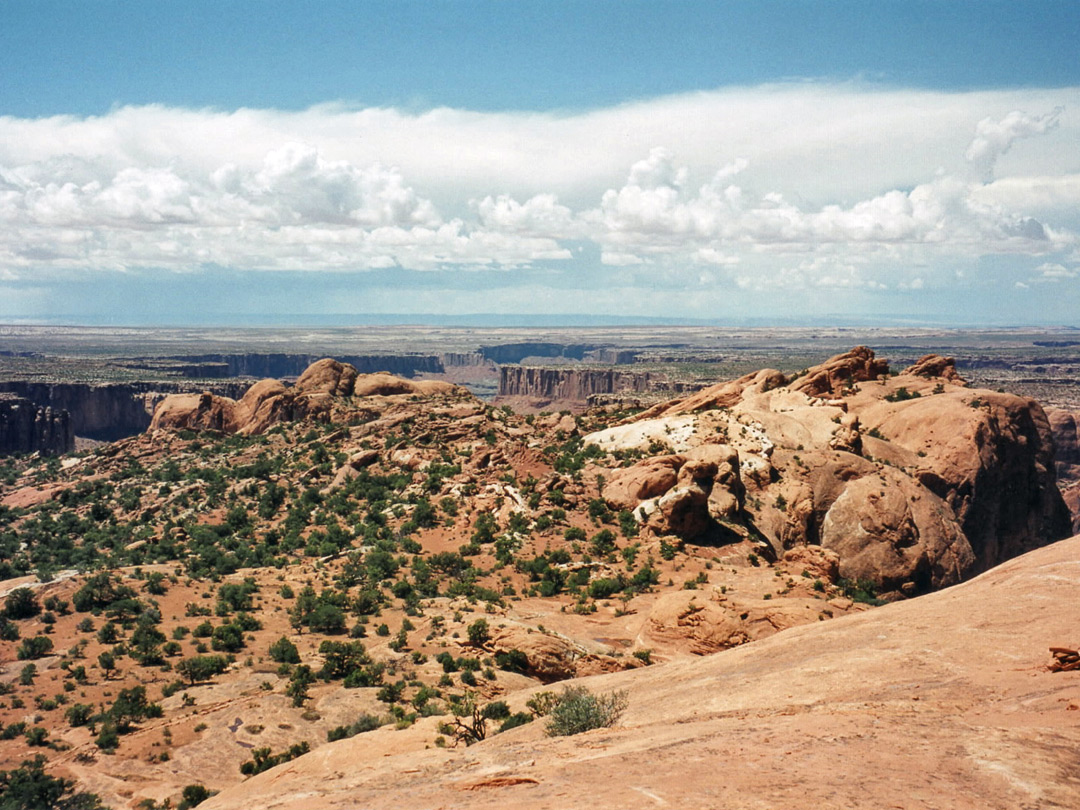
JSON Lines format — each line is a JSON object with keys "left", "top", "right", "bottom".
{"left": 286, "top": 665, "right": 315, "bottom": 707}
{"left": 466, "top": 618, "right": 490, "bottom": 647}
{"left": 0, "top": 755, "right": 107, "bottom": 809}
{"left": 178, "top": 783, "right": 215, "bottom": 810}
{"left": 98, "top": 650, "right": 117, "bottom": 680}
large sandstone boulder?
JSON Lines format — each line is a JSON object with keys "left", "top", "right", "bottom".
{"left": 487, "top": 625, "right": 579, "bottom": 683}
{"left": 820, "top": 468, "right": 974, "bottom": 594}
{"left": 602, "top": 444, "right": 744, "bottom": 539}
{"left": 295, "top": 358, "right": 358, "bottom": 397}
{"left": 860, "top": 389, "right": 1070, "bottom": 573}
{"left": 148, "top": 392, "right": 241, "bottom": 433}
{"left": 602, "top": 456, "right": 682, "bottom": 510}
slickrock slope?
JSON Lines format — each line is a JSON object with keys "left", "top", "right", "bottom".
{"left": 201, "top": 534, "right": 1080, "bottom": 810}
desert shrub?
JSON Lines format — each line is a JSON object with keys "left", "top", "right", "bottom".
{"left": 308, "top": 603, "right": 346, "bottom": 634}
{"left": 239, "top": 741, "right": 310, "bottom": 776}
{"left": 837, "top": 578, "right": 885, "bottom": 606}
{"left": 545, "top": 686, "right": 628, "bottom": 737}
{"left": 210, "top": 623, "right": 245, "bottom": 652}
{"left": 499, "top": 712, "right": 533, "bottom": 733}
{"left": 3, "top": 587, "right": 40, "bottom": 620}
{"left": 437, "top": 692, "right": 487, "bottom": 746}
{"left": 480, "top": 700, "right": 510, "bottom": 720}
{"left": 65, "top": 703, "right": 94, "bottom": 727}
{"left": 587, "top": 577, "right": 623, "bottom": 600}
{"left": 268, "top": 636, "right": 300, "bottom": 664}
{"left": 0, "top": 755, "right": 108, "bottom": 809}
{"left": 326, "top": 713, "right": 383, "bottom": 742}
{"left": 176, "top": 655, "right": 229, "bottom": 685}
{"left": 106, "top": 685, "right": 162, "bottom": 733}
{"left": 215, "top": 579, "right": 257, "bottom": 615}
{"left": 885, "top": 386, "right": 921, "bottom": 402}
{"left": 466, "top": 618, "right": 489, "bottom": 647}
{"left": 494, "top": 648, "right": 529, "bottom": 674}
{"left": 16, "top": 635, "right": 53, "bottom": 660}
{"left": 178, "top": 783, "right": 216, "bottom": 809}
{"left": 73, "top": 572, "right": 136, "bottom": 612}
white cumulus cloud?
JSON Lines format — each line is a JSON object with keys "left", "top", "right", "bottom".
{"left": 0, "top": 86, "right": 1076, "bottom": 295}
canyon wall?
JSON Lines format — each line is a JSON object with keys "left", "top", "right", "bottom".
{"left": 479, "top": 342, "right": 594, "bottom": 364}
{"left": 0, "top": 381, "right": 246, "bottom": 441}
{"left": 122, "top": 353, "right": 444, "bottom": 379}
{"left": 0, "top": 394, "right": 74, "bottom": 455}
{"left": 499, "top": 366, "right": 658, "bottom": 401}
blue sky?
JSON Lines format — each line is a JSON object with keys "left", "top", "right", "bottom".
{"left": 1, "top": 1, "right": 1079, "bottom": 325}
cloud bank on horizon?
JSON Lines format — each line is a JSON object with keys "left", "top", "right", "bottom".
{"left": 1, "top": 83, "right": 1079, "bottom": 322}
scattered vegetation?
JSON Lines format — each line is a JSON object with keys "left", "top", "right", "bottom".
{"left": 544, "top": 686, "right": 629, "bottom": 736}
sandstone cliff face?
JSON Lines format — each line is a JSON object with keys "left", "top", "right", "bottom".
{"left": 1041, "top": 406, "right": 1080, "bottom": 533}
{"left": 480, "top": 342, "right": 592, "bottom": 363}
{"left": 587, "top": 348, "right": 1069, "bottom": 597}
{"left": 150, "top": 358, "right": 468, "bottom": 437}
{"left": 0, "top": 380, "right": 246, "bottom": 441}
{"left": 0, "top": 394, "right": 74, "bottom": 455}
{"left": 498, "top": 366, "right": 658, "bottom": 401}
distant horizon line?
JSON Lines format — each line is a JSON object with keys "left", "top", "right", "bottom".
{"left": 3, "top": 314, "right": 1079, "bottom": 331}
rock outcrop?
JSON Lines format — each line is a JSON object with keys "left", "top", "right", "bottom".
{"left": 0, "top": 394, "right": 74, "bottom": 455}
{"left": 788, "top": 345, "right": 890, "bottom": 397}
{"left": 899, "top": 353, "right": 966, "bottom": 383}
{"left": 149, "top": 358, "right": 467, "bottom": 437}
{"left": 587, "top": 347, "right": 1069, "bottom": 596}
{"left": 603, "top": 446, "right": 744, "bottom": 540}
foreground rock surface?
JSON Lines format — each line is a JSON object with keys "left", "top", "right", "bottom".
{"left": 199, "top": 535, "right": 1080, "bottom": 810}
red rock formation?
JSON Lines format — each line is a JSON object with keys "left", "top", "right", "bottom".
{"left": 603, "top": 445, "right": 744, "bottom": 539}
{"left": 788, "top": 345, "right": 889, "bottom": 397}
{"left": 900, "top": 353, "right": 966, "bottom": 383}
{"left": 865, "top": 388, "right": 1070, "bottom": 574}
{"left": 150, "top": 359, "right": 466, "bottom": 436}
{"left": 632, "top": 368, "right": 787, "bottom": 420}
{"left": 597, "top": 347, "right": 1068, "bottom": 594}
